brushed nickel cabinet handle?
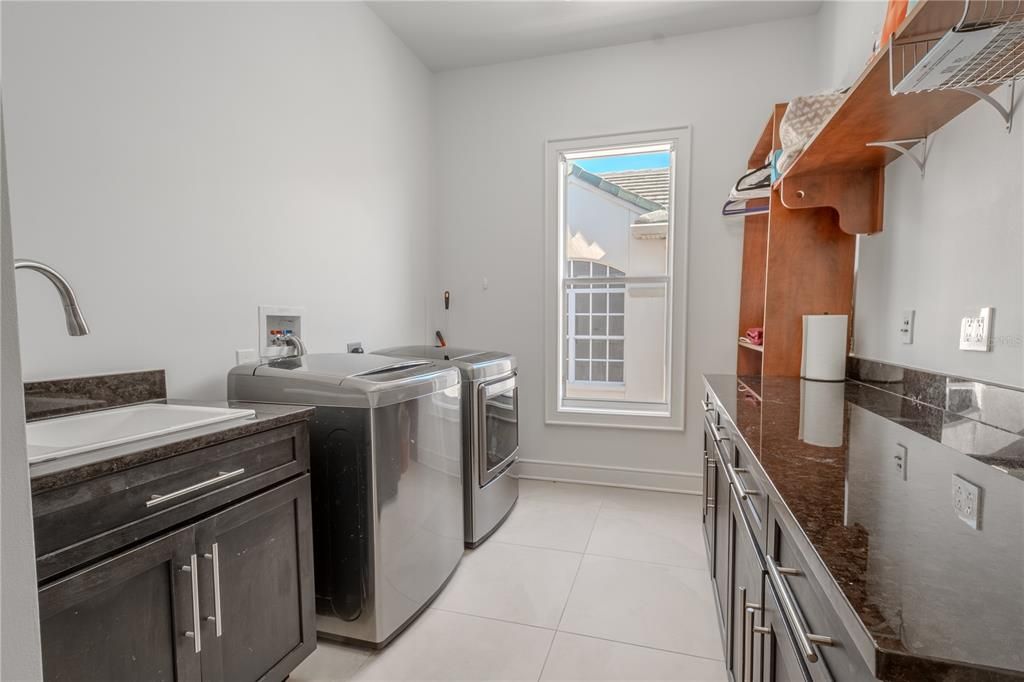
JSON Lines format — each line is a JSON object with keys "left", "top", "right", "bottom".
{"left": 147, "top": 469, "right": 246, "bottom": 508}
{"left": 201, "top": 543, "right": 224, "bottom": 637}
{"left": 766, "top": 555, "right": 835, "bottom": 663}
{"left": 181, "top": 554, "right": 201, "bottom": 653}
{"left": 701, "top": 399, "right": 714, "bottom": 412}
{"left": 211, "top": 543, "right": 223, "bottom": 637}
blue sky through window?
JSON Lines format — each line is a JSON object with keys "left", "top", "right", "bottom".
{"left": 574, "top": 152, "right": 669, "bottom": 173}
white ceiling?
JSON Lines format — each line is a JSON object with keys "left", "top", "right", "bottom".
{"left": 368, "top": 1, "right": 822, "bottom": 72}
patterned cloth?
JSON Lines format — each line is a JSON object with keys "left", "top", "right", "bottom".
{"left": 776, "top": 92, "right": 846, "bottom": 174}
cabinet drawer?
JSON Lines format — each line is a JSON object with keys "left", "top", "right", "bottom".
{"left": 768, "top": 504, "right": 874, "bottom": 682}
{"left": 35, "top": 422, "right": 309, "bottom": 580}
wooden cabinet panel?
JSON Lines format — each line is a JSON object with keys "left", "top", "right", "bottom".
{"left": 35, "top": 422, "right": 310, "bottom": 581}
{"left": 730, "top": 485, "right": 765, "bottom": 682}
{"left": 762, "top": 581, "right": 814, "bottom": 682}
{"left": 713, "top": 435, "right": 733, "bottom": 642}
{"left": 196, "top": 476, "right": 315, "bottom": 682}
{"left": 38, "top": 526, "right": 201, "bottom": 682}
{"left": 769, "top": 506, "right": 874, "bottom": 682}
{"left": 702, "top": 414, "right": 718, "bottom": 571}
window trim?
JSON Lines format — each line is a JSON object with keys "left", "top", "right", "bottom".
{"left": 544, "top": 126, "right": 690, "bottom": 432}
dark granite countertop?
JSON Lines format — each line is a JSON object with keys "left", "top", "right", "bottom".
{"left": 704, "top": 374, "right": 1024, "bottom": 680}
{"left": 30, "top": 400, "right": 314, "bottom": 494}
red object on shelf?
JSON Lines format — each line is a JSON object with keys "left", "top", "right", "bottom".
{"left": 879, "top": 0, "right": 909, "bottom": 53}
{"left": 744, "top": 327, "right": 764, "bottom": 345}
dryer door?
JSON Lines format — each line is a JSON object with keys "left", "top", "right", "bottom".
{"left": 478, "top": 374, "right": 519, "bottom": 487}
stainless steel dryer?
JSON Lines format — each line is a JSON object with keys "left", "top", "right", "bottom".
{"left": 227, "top": 353, "right": 463, "bottom": 648}
{"left": 377, "top": 346, "right": 518, "bottom": 547}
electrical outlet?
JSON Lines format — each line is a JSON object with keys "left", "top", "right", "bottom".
{"left": 235, "top": 348, "right": 259, "bottom": 365}
{"left": 952, "top": 474, "right": 982, "bottom": 529}
{"left": 894, "top": 443, "right": 908, "bottom": 480}
{"left": 959, "top": 307, "right": 993, "bottom": 352}
{"left": 899, "top": 310, "right": 915, "bottom": 344}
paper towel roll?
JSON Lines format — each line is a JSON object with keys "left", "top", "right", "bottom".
{"left": 801, "top": 314, "right": 848, "bottom": 381}
{"left": 799, "top": 379, "right": 845, "bottom": 447}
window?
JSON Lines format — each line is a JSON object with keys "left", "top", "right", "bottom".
{"left": 566, "top": 260, "right": 626, "bottom": 384}
{"left": 545, "top": 128, "right": 689, "bottom": 430}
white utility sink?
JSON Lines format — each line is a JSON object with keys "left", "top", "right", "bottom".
{"left": 27, "top": 403, "right": 257, "bottom": 464}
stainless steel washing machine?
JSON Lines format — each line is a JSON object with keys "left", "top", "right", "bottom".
{"left": 227, "top": 353, "right": 463, "bottom": 648}
{"left": 377, "top": 346, "right": 518, "bottom": 547}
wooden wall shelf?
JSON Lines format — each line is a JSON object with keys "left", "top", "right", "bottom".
{"left": 738, "top": 339, "right": 764, "bottom": 353}
{"left": 768, "top": 0, "right": 999, "bottom": 235}
{"left": 733, "top": 0, "right": 995, "bottom": 376}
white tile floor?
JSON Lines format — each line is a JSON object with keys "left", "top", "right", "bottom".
{"left": 291, "top": 480, "right": 727, "bottom": 682}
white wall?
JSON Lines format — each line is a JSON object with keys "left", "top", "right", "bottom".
{"left": 854, "top": 94, "right": 1024, "bottom": 387}
{"left": 816, "top": 0, "right": 886, "bottom": 92}
{"left": 815, "top": 2, "right": 1024, "bottom": 388}
{"left": 1, "top": 108, "right": 44, "bottom": 680}
{"left": 3, "top": 1, "right": 434, "bottom": 399}
{"left": 432, "top": 17, "right": 821, "bottom": 491}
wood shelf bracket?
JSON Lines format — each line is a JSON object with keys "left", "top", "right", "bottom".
{"left": 778, "top": 169, "right": 885, "bottom": 235}
{"left": 865, "top": 137, "right": 928, "bottom": 177}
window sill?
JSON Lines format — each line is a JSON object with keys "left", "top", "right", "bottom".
{"left": 547, "top": 404, "right": 682, "bottom": 432}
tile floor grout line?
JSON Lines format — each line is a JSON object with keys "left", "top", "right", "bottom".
{"left": 552, "top": 629, "right": 727, "bottom": 664}
{"left": 488, "top": 538, "right": 589, "bottom": 557}
{"left": 581, "top": 548, "right": 709, "bottom": 572}
{"left": 580, "top": 549, "right": 714, "bottom": 575}
{"left": 580, "top": 497, "right": 604, "bottom": 556}
{"left": 426, "top": 605, "right": 559, "bottom": 633}
{"left": 488, "top": 537, "right": 590, "bottom": 555}
{"left": 540, "top": 516, "right": 594, "bottom": 682}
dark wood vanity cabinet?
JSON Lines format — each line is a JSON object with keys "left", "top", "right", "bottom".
{"left": 196, "top": 478, "right": 315, "bottom": 682}
{"left": 38, "top": 524, "right": 201, "bottom": 682}
{"left": 701, "top": 385, "right": 872, "bottom": 682}
{"left": 35, "top": 420, "right": 315, "bottom": 682}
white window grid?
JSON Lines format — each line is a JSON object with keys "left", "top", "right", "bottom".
{"left": 565, "top": 260, "right": 626, "bottom": 385}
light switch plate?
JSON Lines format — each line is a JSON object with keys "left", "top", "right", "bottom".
{"left": 899, "top": 310, "right": 915, "bottom": 344}
{"left": 959, "top": 307, "right": 993, "bottom": 352}
{"left": 952, "top": 474, "right": 982, "bottom": 529}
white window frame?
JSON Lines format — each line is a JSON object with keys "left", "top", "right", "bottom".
{"left": 544, "top": 127, "right": 690, "bottom": 431}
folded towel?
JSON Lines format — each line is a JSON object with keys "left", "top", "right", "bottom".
{"left": 744, "top": 327, "right": 764, "bottom": 345}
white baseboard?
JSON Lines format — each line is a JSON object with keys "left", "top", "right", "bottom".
{"left": 515, "top": 458, "right": 701, "bottom": 495}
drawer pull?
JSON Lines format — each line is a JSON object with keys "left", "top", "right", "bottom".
{"left": 730, "top": 467, "right": 760, "bottom": 498}
{"left": 712, "top": 425, "right": 730, "bottom": 444}
{"left": 705, "top": 416, "right": 729, "bottom": 445}
{"left": 766, "top": 555, "right": 835, "bottom": 663}
{"left": 724, "top": 461, "right": 758, "bottom": 500}
{"left": 701, "top": 399, "right": 714, "bottom": 412}
{"left": 182, "top": 554, "right": 201, "bottom": 653}
{"left": 146, "top": 468, "right": 246, "bottom": 508}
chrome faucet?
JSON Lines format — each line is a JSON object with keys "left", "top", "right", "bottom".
{"left": 280, "top": 332, "right": 306, "bottom": 357}
{"left": 13, "top": 259, "right": 90, "bottom": 336}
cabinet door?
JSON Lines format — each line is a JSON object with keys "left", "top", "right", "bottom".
{"left": 195, "top": 475, "right": 315, "bottom": 682}
{"left": 701, "top": 415, "right": 718, "bottom": 570}
{"left": 713, "top": 439, "right": 733, "bottom": 635}
{"left": 730, "top": 487, "right": 765, "bottom": 682}
{"left": 761, "top": 582, "right": 814, "bottom": 682}
{"left": 38, "top": 525, "right": 202, "bottom": 682}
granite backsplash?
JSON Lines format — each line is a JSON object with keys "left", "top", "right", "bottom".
{"left": 24, "top": 370, "right": 166, "bottom": 421}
